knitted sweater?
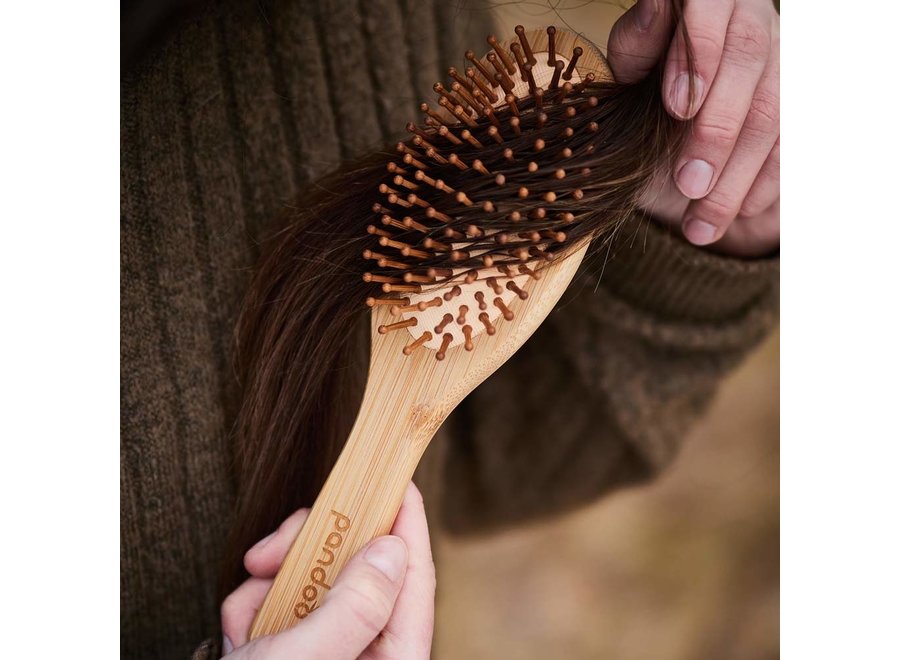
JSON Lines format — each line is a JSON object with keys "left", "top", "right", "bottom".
{"left": 120, "top": 2, "right": 779, "bottom": 658}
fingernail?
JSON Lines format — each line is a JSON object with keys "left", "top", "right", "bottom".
{"left": 669, "top": 72, "right": 704, "bottom": 119}
{"left": 636, "top": 0, "right": 657, "bottom": 31}
{"left": 676, "top": 159, "right": 715, "bottom": 199}
{"left": 364, "top": 535, "right": 407, "bottom": 582}
{"left": 222, "top": 635, "right": 234, "bottom": 655}
{"left": 250, "top": 530, "right": 276, "bottom": 552}
{"left": 683, "top": 218, "right": 719, "bottom": 245}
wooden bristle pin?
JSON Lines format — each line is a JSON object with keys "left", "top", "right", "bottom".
{"left": 493, "top": 70, "right": 513, "bottom": 96}
{"left": 514, "top": 25, "right": 537, "bottom": 65}
{"left": 462, "top": 325, "right": 474, "bottom": 350}
{"left": 487, "top": 53, "right": 511, "bottom": 88}
{"left": 366, "top": 296, "right": 409, "bottom": 307}
{"left": 427, "top": 267, "right": 453, "bottom": 279}
{"left": 510, "top": 116, "right": 521, "bottom": 136}
{"left": 443, "top": 285, "right": 462, "bottom": 301}
{"left": 574, "top": 72, "right": 596, "bottom": 94}
{"left": 467, "top": 66, "right": 498, "bottom": 102}
{"left": 486, "top": 277, "right": 502, "bottom": 294}
{"left": 452, "top": 104, "right": 478, "bottom": 127}
{"left": 390, "top": 302, "right": 420, "bottom": 315}
{"left": 505, "top": 94, "right": 520, "bottom": 117}
{"left": 447, "top": 67, "right": 472, "bottom": 92}
{"left": 401, "top": 216, "right": 430, "bottom": 234}
{"left": 402, "top": 153, "right": 427, "bottom": 169}
{"left": 466, "top": 49, "right": 498, "bottom": 88}
{"left": 452, "top": 82, "right": 482, "bottom": 113}
{"left": 416, "top": 296, "right": 442, "bottom": 310}
{"left": 474, "top": 291, "right": 487, "bottom": 310}
{"left": 403, "top": 273, "right": 436, "bottom": 284}
{"left": 478, "top": 312, "right": 496, "bottom": 336}
{"left": 487, "top": 35, "right": 516, "bottom": 75}
{"left": 546, "top": 26, "right": 557, "bottom": 66}
{"left": 420, "top": 103, "right": 446, "bottom": 126}
{"left": 364, "top": 273, "right": 400, "bottom": 284}
{"left": 393, "top": 175, "right": 418, "bottom": 190}
{"left": 379, "top": 258, "right": 410, "bottom": 270}
{"left": 402, "top": 332, "right": 432, "bottom": 355}
{"left": 456, "top": 305, "right": 468, "bottom": 324}
{"left": 494, "top": 298, "right": 514, "bottom": 321}
{"left": 436, "top": 333, "right": 453, "bottom": 361}
{"left": 519, "top": 264, "right": 542, "bottom": 280}
{"left": 507, "top": 281, "right": 528, "bottom": 300}
{"left": 432, "top": 82, "right": 455, "bottom": 105}
{"left": 549, "top": 60, "right": 564, "bottom": 90}
{"left": 483, "top": 105, "right": 501, "bottom": 129}
{"left": 461, "top": 129, "right": 483, "bottom": 148}
{"left": 438, "top": 125, "right": 463, "bottom": 146}
{"left": 434, "top": 313, "right": 454, "bottom": 333}
{"left": 448, "top": 153, "right": 469, "bottom": 171}
{"left": 510, "top": 42, "right": 528, "bottom": 82}
{"left": 378, "top": 317, "right": 417, "bottom": 334}
{"left": 563, "top": 46, "right": 582, "bottom": 80}
{"left": 382, "top": 283, "right": 422, "bottom": 293}
{"left": 523, "top": 63, "right": 537, "bottom": 97}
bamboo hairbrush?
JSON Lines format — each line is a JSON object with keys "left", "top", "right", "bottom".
{"left": 250, "top": 26, "right": 617, "bottom": 637}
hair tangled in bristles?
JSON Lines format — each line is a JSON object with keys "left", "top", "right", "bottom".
{"left": 223, "top": 31, "right": 691, "bottom": 595}
{"left": 363, "top": 69, "right": 684, "bottom": 297}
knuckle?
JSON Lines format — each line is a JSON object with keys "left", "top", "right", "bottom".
{"left": 685, "top": 29, "right": 725, "bottom": 62}
{"left": 336, "top": 582, "right": 393, "bottom": 637}
{"left": 696, "top": 191, "right": 741, "bottom": 225}
{"left": 725, "top": 16, "right": 771, "bottom": 64}
{"left": 693, "top": 112, "right": 743, "bottom": 150}
{"left": 747, "top": 91, "right": 780, "bottom": 131}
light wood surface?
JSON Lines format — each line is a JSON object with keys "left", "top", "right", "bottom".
{"left": 250, "top": 27, "right": 610, "bottom": 639}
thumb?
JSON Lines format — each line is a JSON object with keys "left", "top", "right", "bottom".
{"left": 266, "top": 535, "right": 409, "bottom": 659}
{"left": 607, "top": 0, "right": 674, "bottom": 84}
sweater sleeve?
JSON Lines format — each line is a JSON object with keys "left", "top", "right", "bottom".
{"left": 439, "top": 214, "right": 779, "bottom": 534}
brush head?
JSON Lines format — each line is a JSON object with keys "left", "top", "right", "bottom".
{"left": 364, "top": 27, "right": 619, "bottom": 358}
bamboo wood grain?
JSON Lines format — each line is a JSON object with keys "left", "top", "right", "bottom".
{"left": 249, "top": 241, "right": 587, "bottom": 637}
{"left": 250, "top": 28, "right": 610, "bottom": 639}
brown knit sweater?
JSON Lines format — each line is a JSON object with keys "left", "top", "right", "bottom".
{"left": 120, "top": 2, "right": 779, "bottom": 658}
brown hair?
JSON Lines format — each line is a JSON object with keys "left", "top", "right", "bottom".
{"left": 222, "top": 28, "right": 691, "bottom": 595}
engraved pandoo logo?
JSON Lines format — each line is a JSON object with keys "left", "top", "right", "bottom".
{"left": 293, "top": 510, "right": 351, "bottom": 619}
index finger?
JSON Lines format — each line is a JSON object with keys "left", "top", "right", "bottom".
{"left": 663, "top": 0, "right": 734, "bottom": 119}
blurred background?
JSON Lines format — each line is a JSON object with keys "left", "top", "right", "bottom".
{"left": 437, "top": 332, "right": 779, "bottom": 660}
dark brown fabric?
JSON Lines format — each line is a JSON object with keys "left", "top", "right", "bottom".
{"left": 120, "top": 3, "right": 778, "bottom": 659}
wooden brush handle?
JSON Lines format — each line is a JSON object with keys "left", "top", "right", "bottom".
{"left": 250, "top": 236, "right": 591, "bottom": 638}
{"left": 249, "top": 386, "right": 435, "bottom": 638}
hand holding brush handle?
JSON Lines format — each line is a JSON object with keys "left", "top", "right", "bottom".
{"left": 222, "top": 484, "right": 434, "bottom": 659}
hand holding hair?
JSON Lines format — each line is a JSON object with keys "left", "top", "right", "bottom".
{"left": 608, "top": 0, "right": 780, "bottom": 257}
{"left": 221, "top": 484, "right": 435, "bottom": 659}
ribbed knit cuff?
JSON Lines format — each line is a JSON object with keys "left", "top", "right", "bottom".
{"left": 596, "top": 214, "right": 779, "bottom": 323}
